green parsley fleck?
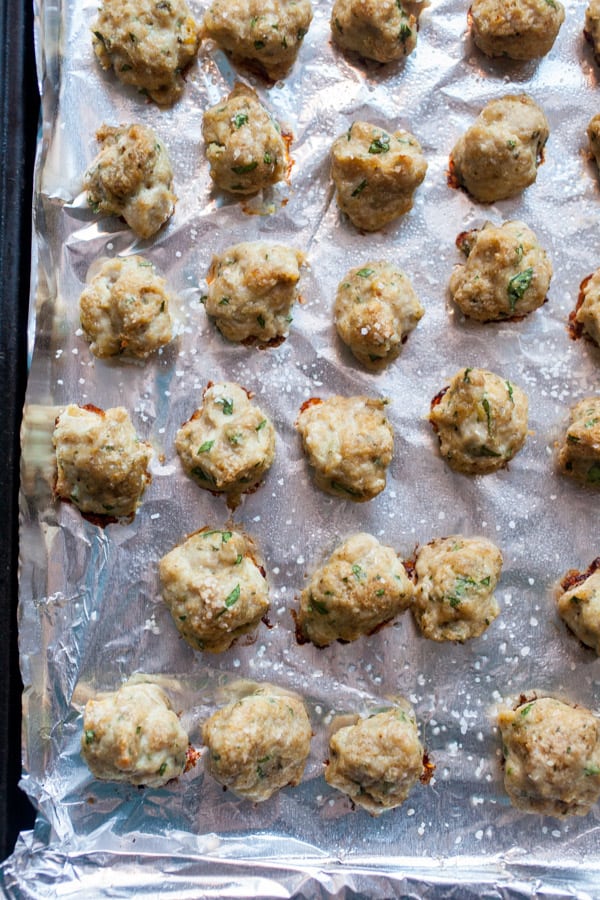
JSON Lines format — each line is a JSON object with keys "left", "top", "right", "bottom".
{"left": 158, "top": 762, "right": 167, "bottom": 776}
{"left": 473, "top": 446, "right": 502, "bottom": 458}
{"left": 257, "top": 314, "right": 266, "bottom": 328}
{"left": 231, "top": 161, "right": 258, "bottom": 175}
{"left": 351, "top": 179, "right": 367, "bottom": 197}
{"left": 506, "top": 381, "right": 514, "bottom": 403}
{"left": 225, "top": 584, "right": 241, "bottom": 608}
{"left": 234, "top": 113, "right": 249, "bottom": 129}
{"left": 84, "top": 729, "right": 95, "bottom": 745}
{"left": 215, "top": 397, "right": 234, "bottom": 415}
{"left": 192, "top": 466, "right": 215, "bottom": 484}
{"left": 331, "top": 480, "right": 362, "bottom": 497}
{"left": 256, "top": 419, "right": 267, "bottom": 431}
{"left": 264, "top": 151, "right": 273, "bottom": 164}
{"left": 507, "top": 267, "right": 534, "bottom": 312}
{"left": 356, "top": 268, "right": 375, "bottom": 278}
{"left": 399, "top": 23, "right": 412, "bottom": 43}
{"left": 197, "top": 440, "right": 214, "bottom": 454}
{"left": 587, "top": 462, "right": 600, "bottom": 484}
{"left": 368, "top": 134, "right": 391, "bottom": 154}
{"left": 308, "top": 595, "right": 329, "bottom": 615}
{"left": 481, "top": 397, "right": 493, "bottom": 435}
{"left": 520, "top": 702, "right": 534, "bottom": 717}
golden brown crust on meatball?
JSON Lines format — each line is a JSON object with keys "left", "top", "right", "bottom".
{"left": 205, "top": 242, "right": 305, "bottom": 344}
{"left": 412, "top": 535, "right": 502, "bottom": 641}
{"left": 92, "top": 0, "right": 200, "bottom": 105}
{"left": 202, "top": 83, "right": 287, "bottom": 195}
{"left": 334, "top": 261, "right": 424, "bottom": 369}
{"left": 203, "top": 0, "right": 313, "bottom": 80}
{"left": 449, "top": 95, "right": 549, "bottom": 203}
{"left": 449, "top": 220, "right": 552, "bottom": 322}
{"left": 84, "top": 124, "right": 176, "bottom": 238}
{"left": 430, "top": 367, "right": 529, "bottom": 474}
{"left": 470, "top": 0, "right": 564, "bottom": 60}
{"left": 585, "top": 1, "right": 600, "bottom": 65}
{"left": 79, "top": 256, "right": 173, "bottom": 358}
{"left": 557, "top": 397, "right": 600, "bottom": 487}
{"left": 81, "top": 682, "right": 190, "bottom": 786}
{"left": 331, "top": 121, "right": 427, "bottom": 232}
{"left": 175, "top": 381, "right": 276, "bottom": 505}
{"left": 202, "top": 688, "right": 312, "bottom": 801}
{"left": 325, "top": 705, "right": 425, "bottom": 814}
{"left": 499, "top": 696, "right": 600, "bottom": 816}
{"left": 296, "top": 395, "right": 394, "bottom": 501}
{"left": 331, "top": 0, "right": 417, "bottom": 64}
{"left": 159, "top": 527, "right": 269, "bottom": 653}
{"left": 297, "top": 533, "right": 414, "bottom": 647}
{"left": 557, "top": 560, "right": 600, "bottom": 654}
{"left": 53, "top": 404, "right": 152, "bottom": 518}
{"left": 571, "top": 269, "right": 600, "bottom": 347}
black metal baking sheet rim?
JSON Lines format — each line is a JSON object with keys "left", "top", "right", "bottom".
{"left": 0, "top": 0, "right": 40, "bottom": 861}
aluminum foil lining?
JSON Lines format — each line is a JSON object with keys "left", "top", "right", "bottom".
{"left": 4, "top": 0, "right": 600, "bottom": 895}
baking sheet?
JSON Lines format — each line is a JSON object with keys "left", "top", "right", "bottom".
{"left": 4, "top": 0, "right": 600, "bottom": 895}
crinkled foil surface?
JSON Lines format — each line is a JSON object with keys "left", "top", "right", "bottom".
{"left": 4, "top": 0, "right": 600, "bottom": 896}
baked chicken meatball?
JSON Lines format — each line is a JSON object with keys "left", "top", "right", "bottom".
{"left": 412, "top": 535, "right": 502, "bottom": 642}
{"left": 296, "top": 395, "right": 394, "bottom": 501}
{"left": 84, "top": 124, "right": 176, "bottom": 239}
{"left": 573, "top": 269, "right": 600, "bottom": 347}
{"left": 159, "top": 527, "right": 269, "bottom": 653}
{"left": 331, "top": 121, "right": 427, "bottom": 232}
{"left": 430, "top": 367, "right": 529, "bottom": 474}
{"left": 202, "top": 687, "right": 312, "bottom": 801}
{"left": 334, "top": 261, "right": 424, "bottom": 370}
{"left": 470, "top": 0, "right": 564, "bottom": 60}
{"left": 325, "top": 705, "right": 425, "bottom": 814}
{"left": 297, "top": 533, "right": 414, "bottom": 647}
{"left": 205, "top": 241, "right": 305, "bottom": 344}
{"left": 499, "top": 696, "right": 600, "bottom": 817}
{"left": 557, "top": 561, "right": 600, "bottom": 654}
{"left": 81, "top": 682, "right": 190, "bottom": 787}
{"left": 450, "top": 221, "right": 551, "bottom": 322}
{"left": 79, "top": 255, "right": 173, "bottom": 358}
{"left": 202, "top": 83, "right": 287, "bottom": 196}
{"left": 450, "top": 95, "right": 549, "bottom": 203}
{"left": 585, "top": 1, "right": 600, "bottom": 65}
{"left": 203, "top": 0, "right": 313, "bottom": 81}
{"left": 331, "top": 0, "right": 417, "bottom": 64}
{"left": 175, "top": 382, "right": 276, "bottom": 504}
{"left": 92, "top": 0, "right": 200, "bottom": 106}
{"left": 588, "top": 114, "right": 600, "bottom": 174}
{"left": 557, "top": 397, "right": 600, "bottom": 487}
{"left": 53, "top": 404, "right": 152, "bottom": 518}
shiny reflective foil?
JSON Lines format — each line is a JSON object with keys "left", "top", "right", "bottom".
{"left": 4, "top": 0, "right": 600, "bottom": 895}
